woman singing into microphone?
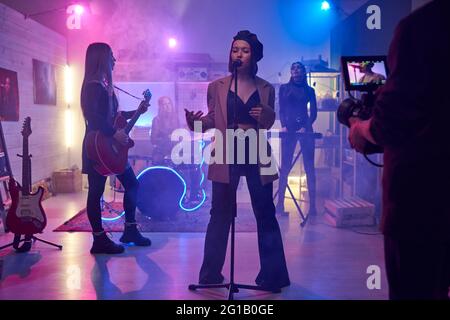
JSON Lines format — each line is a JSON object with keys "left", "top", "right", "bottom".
{"left": 185, "top": 30, "right": 290, "bottom": 290}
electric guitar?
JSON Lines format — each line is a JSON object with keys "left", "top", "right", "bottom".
{"left": 6, "top": 117, "right": 47, "bottom": 235}
{"left": 85, "top": 89, "right": 152, "bottom": 176}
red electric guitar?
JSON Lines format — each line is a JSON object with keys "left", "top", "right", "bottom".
{"left": 6, "top": 117, "right": 47, "bottom": 236}
{"left": 86, "top": 89, "right": 152, "bottom": 176}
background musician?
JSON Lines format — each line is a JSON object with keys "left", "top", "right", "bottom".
{"left": 277, "top": 61, "right": 318, "bottom": 216}
{"left": 150, "top": 96, "right": 179, "bottom": 165}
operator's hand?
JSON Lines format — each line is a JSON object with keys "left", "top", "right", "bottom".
{"left": 348, "top": 118, "right": 370, "bottom": 153}
{"left": 185, "top": 109, "right": 203, "bottom": 131}
{"left": 113, "top": 129, "right": 129, "bottom": 146}
{"left": 296, "top": 127, "right": 306, "bottom": 133}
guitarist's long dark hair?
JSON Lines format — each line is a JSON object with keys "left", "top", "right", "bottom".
{"left": 80, "top": 42, "right": 114, "bottom": 118}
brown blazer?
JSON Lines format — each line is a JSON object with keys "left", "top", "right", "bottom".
{"left": 195, "top": 75, "right": 278, "bottom": 185}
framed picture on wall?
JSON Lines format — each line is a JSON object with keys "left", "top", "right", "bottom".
{"left": 32, "top": 59, "right": 57, "bottom": 105}
{"left": 0, "top": 67, "right": 20, "bottom": 122}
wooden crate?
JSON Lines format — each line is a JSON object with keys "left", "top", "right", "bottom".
{"left": 324, "top": 197, "right": 375, "bottom": 227}
{"left": 52, "top": 168, "right": 82, "bottom": 193}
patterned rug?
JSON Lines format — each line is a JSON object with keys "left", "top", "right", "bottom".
{"left": 54, "top": 201, "right": 257, "bottom": 233}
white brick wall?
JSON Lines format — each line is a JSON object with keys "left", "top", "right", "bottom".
{"left": 0, "top": 3, "right": 69, "bottom": 184}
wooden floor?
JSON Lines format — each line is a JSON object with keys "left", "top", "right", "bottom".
{"left": 0, "top": 189, "right": 388, "bottom": 300}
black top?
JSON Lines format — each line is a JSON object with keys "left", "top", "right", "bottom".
{"left": 81, "top": 82, "right": 118, "bottom": 137}
{"left": 227, "top": 90, "right": 259, "bottom": 128}
{"left": 279, "top": 81, "right": 317, "bottom": 132}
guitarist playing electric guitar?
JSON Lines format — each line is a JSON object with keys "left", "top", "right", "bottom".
{"left": 81, "top": 43, "right": 151, "bottom": 254}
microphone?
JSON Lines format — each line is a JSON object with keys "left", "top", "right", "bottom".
{"left": 232, "top": 59, "right": 242, "bottom": 68}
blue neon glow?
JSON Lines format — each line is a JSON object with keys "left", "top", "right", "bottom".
{"left": 137, "top": 165, "right": 206, "bottom": 212}
{"left": 197, "top": 140, "right": 206, "bottom": 196}
{"left": 101, "top": 210, "right": 125, "bottom": 221}
{"left": 102, "top": 139, "right": 207, "bottom": 221}
{"left": 321, "top": 1, "right": 331, "bottom": 11}
{"left": 136, "top": 139, "right": 207, "bottom": 212}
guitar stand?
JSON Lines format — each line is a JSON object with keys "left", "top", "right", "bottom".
{"left": 0, "top": 234, "right": 63, "bottom": 252}
{"left": 274, "top": 146, "right": 309, "bottom": 227}
{"left": 188, "top": 215, "right": 280, "bottom": 300}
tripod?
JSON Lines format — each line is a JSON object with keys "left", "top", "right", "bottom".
{"left": 0, "top": 233, "right": 62, "bottom": 252}
{"left": 188, "top": 60, "right": 280, "bottom": 300}
{"left": 274, "top": 132, "right": 322, "bottom": 227}
{"left": 188, "top": 208, "right": 281, "bottom": 300}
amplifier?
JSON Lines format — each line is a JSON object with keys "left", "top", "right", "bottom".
{"left": 324, "top": 197, "right": 375, "bottom": 227}
{"left": 177, "top": 67, "right": 208, "bottom": 81}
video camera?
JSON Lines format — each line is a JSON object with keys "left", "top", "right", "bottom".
{"left": 337, "top": 56, "right": 389, "bottom": 154}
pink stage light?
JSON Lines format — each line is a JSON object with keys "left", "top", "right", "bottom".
{"left": 168, "top": 38, "right": 177, "bottom": 48}
{"left": 74, "top": 4, "right": 84, "bottom": 15}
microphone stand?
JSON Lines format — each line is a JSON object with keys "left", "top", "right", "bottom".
{"left": 188, "top": 62, "right": 280, "bottom": 300}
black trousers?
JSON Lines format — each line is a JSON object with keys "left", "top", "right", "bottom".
{"left": 384, "top": 235, "right": 450, "bottom": 300}
{"left": 87, "top": 166, "right": 139, "bottom": 232}
{"left": 199, "top": 164, "right": 290, "bottom": 287}
{"left": 278, "top": 129, "right": 316, "bottom": 210}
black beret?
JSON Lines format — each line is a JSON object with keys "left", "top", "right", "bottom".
{"left": 232, "top": 30, "right": 263, "bottom": 62}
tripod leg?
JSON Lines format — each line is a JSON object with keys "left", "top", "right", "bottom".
{"left": 0, "top": 242, "right": 16, "bottom": 250}
{"left": 286, "top": 184, "right": 306, "bottom": 222}
{"left": 32, "top": 237, "right": 63, "bottom": 250}
{"left": 286, "top": 147, "right": 309, "bottom": 225}
{"left": 227, "top": 284, "right": 235, "bottom": 300}
{"left": 188, "top": 283, "right": 230, "bottom": 291}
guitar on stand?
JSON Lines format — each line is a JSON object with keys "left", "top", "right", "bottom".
{"left": 1, "top": 117, "right": 62, "bottom": 252}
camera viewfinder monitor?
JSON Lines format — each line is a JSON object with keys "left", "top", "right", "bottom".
{"left": 341, "top": 56, "right": 389, "bottom": 92}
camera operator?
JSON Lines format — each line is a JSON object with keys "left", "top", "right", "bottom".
{"left": 349, "top": 0, "right": 450, "bottom": 300}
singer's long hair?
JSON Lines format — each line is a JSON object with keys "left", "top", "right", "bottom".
{"left": 81, "top": 43, "right": 113, "bottom": 117}
{"left": 228, "top": 41, "right": 258, "bottom": 77}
